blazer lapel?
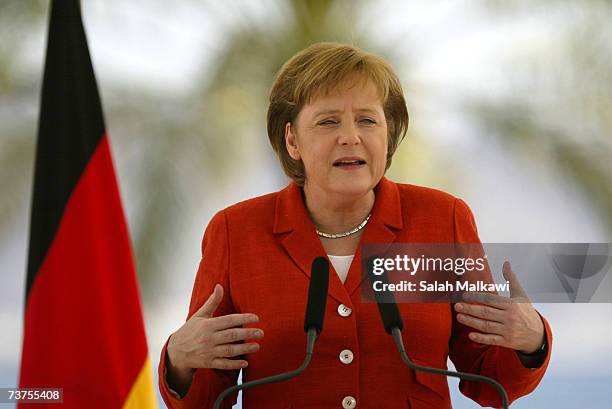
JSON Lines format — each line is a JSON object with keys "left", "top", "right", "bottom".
{"left": 274, "top": 182, "right": 351, "bottom": 305}
{"left": 344, "top": 177, "right": 404, "bottom": 296}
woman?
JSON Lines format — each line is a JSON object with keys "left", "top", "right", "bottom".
{"left": 159, "top": 42, "right": 551, "bottom": 409}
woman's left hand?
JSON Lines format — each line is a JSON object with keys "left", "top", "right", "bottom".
{"left": 453, "top": 261, "right": 545, "bottom": 354}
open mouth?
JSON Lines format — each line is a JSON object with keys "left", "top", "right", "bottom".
{"left": 333, "top": 159, "right": 366, "bottom": 167}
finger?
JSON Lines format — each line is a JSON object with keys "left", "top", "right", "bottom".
{"left": 462, "top": 292, "right": 511, "bottom": 309}
{"left": 456, "top": 313, "right": 505, "bottom": 335}
{"left": 209, "top": 313, "right": 260, "bottom": 331}
{"left": 193, "top": 284, "right": 223, "bottom": 318}
{"left": 503, "top": 261, "right": 528, "bottom": 299}
{"left": 214, "top": 342, "right": 260, "bottom": 358}
{"left": 454, "top": 302, "right": 505, "bottom": 322}
{"left": 468, "top": 332, "right": 505, "bottom": 346}
{"left": 212, "top": 327, "right": 264, "bottom": 344}
{"left": 210, "top": 358, "right": 249, "bottom": 370}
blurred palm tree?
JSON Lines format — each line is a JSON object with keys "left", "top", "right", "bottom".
{"left": 0, "top": 0, "right": 46, "bottom": 241}
{"left": 471, "top": 0, "right": 612, "bottom": 233}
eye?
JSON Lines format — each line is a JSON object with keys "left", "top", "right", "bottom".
{"left": 359, "top": 118, "right": 377, "bottom": 125}
{"left": 318, "top": 119, "right": 338, "bottom": 126}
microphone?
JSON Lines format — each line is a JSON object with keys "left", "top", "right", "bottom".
{"left": 304, "top": 256, "right": 329, "bottom": 334}
{"left": 213, "top": 257, "right": 329, "bottom": 409}
{"left": 366, "top": 257, "right": 510, "bottom": 409}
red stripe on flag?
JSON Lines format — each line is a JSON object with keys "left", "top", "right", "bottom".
{"left": 20, "top": 135, "right": 148, "bottom": 408}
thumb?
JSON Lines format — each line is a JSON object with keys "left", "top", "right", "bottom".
{"left": 193, "top": 284, "right": 223, "bottom": 319}
{"left": 503, "top": 261, "right": 527, "bottom": 299}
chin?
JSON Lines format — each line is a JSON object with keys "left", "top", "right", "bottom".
{"left": 328, "top": 177, "right": 376, "bottom": 198}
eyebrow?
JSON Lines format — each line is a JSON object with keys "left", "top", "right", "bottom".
{"left": 313, "top": 108, "right": 380, "bottom": 119}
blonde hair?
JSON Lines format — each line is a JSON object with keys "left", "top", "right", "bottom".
{"left": 267, "top": 42, "right": 409, "bottom": 185}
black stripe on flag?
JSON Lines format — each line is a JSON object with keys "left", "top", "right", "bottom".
{"left": 27, "top": 0, "right": 106, "bottom": 299}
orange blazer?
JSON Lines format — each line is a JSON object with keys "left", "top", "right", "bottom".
{"left": 159, "top": 177, "right": 552, "bottom": 409}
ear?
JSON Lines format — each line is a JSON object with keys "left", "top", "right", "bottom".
{"left": 285, "top": 122, "right": 301, "bottom": 160}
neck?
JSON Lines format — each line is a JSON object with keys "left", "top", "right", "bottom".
{"left": 303, "top": 182, "right": 375, "bottom": 235}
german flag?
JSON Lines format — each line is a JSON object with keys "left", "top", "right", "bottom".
{"left": 19, "top": 1, "right": 157, "bottom": 408}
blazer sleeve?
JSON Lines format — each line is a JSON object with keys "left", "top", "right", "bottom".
{"left": 448, "top": 198, "right": 553, "bottom": 408}
{"left": 158, "top": 210, "right": 240, "bottom": 409}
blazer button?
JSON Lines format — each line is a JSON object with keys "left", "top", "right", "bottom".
{"left": 337, "top": 304, "right": 352, "bottom": 317}
{"left": 339, "top": 349, "right": 354, "bottom": 364}
{"left": 342, "top": 395, "right": 357, "bottom": 408}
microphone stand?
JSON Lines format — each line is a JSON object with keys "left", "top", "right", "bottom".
{"left": 213, "top": 327, "right": 318, "bottom": 409}
{"left": 390, "top": 327, "right": 509, "bottom": 409}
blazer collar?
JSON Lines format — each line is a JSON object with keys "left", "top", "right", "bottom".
{"left": 273, "top": 176, "right": 403, "bottom": 304}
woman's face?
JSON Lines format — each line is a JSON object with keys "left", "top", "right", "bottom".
{"left": 285, "top": 78, "right": 388, "bottom": 200}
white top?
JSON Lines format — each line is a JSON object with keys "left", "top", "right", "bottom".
{"left": 328, "top": 254, "right": 355, "bottom": 284}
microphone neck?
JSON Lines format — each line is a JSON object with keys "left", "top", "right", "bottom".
{"left": 305, "top": 327, "right": 317, "bottom": 355}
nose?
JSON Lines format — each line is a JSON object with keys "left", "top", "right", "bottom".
{"left": 337, "top": 121, "right": 361, "bottom": 146}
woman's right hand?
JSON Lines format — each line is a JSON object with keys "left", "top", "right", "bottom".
{"left": 166, "top": 284, "right": 264, "bottom": 377}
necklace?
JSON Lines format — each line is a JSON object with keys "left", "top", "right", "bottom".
{"left": 315, "top": 213, "right": 372, "bottom": 239}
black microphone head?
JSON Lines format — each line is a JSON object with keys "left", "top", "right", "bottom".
{"left": 366, "top": 256, "right": 404, "bottom": 334}
{"left": 304, "top": 256, "right": 329, "bottom": 334}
